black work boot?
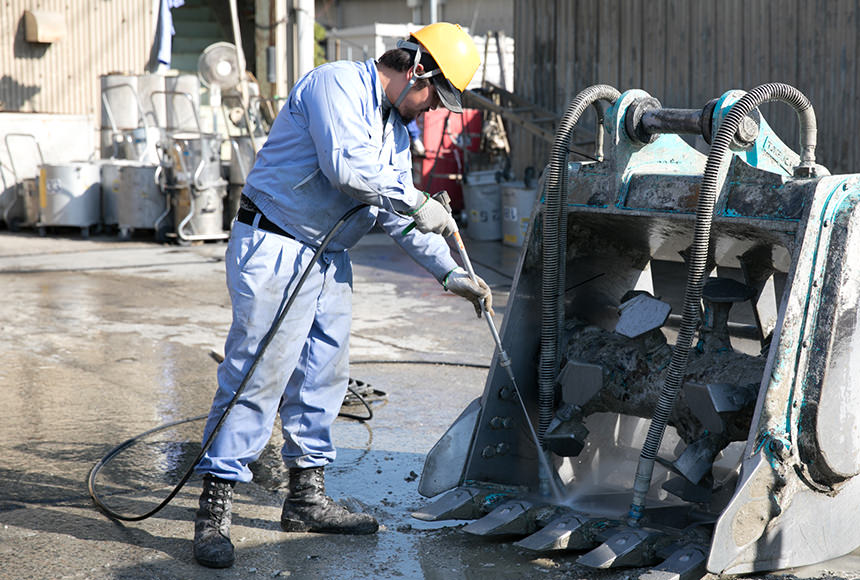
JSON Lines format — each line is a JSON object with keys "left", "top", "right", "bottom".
{"left": 193, "top": 474, "right": 236, "bottom": 568}
{"left": 281, "top": 466, "right": 378, "bottom": 534}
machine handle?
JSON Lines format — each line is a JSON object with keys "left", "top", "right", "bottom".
{"left": 101, "top": 83, "right": 151, "bottom": 133}
{"left": 3, "top": 133, "right": 44, "bottom": 180}
{"left": 150, "top": 90, "right": 203, "bottom": 134}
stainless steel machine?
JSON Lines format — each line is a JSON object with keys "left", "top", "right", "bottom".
{"left": 151, "top": 90, "right": 228, "bottom": 244}
{"left": 37, "top": 161, "right": 102, "bottom": 236}
{"left": 101, "top": 160, "right": 168, "bottom": 239}
{"left": 415, "top": 83, "right": 860, "bottom": 579}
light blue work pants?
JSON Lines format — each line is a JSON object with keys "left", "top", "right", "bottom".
{"left": 196, "top": 221, "right": 353, "bottom": 482}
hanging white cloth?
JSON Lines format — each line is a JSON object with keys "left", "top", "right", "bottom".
{"left": 153, "top": 0, "right": 186, "bottom": 70}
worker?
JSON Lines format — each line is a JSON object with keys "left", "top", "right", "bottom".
{"left": 192, "top": 22, "right": 491, "bottom": 569}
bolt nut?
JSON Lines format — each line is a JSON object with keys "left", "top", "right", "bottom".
{"left": 489, "top": 416, "right": 513, "bottom": 430}
{"left": 735, "top": 115, "right": 760, "bottom": 145}
{"left": 495, "top": 442, "right": 510, "bottom": 456}
{"left": 481, "top": 445, "right": 496, "bottom": 459}
{"left": 793, "top": 164, "right": 818, "bottom": 179}
{"left": 498, "top": 385, "right": 515, "bottom": 400}
{"left": 768, "top": 439, "right": 788, "bottom": 461}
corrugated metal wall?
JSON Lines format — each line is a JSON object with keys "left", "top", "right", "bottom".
{"left": 512, "top": 0, "right": 860, "bottom": 177}
{"left": 0, "top": 1, "right": 155, "bottom": 116}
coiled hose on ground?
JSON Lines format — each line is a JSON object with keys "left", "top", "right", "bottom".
{"left": 628, "top": 82, "right": 818, "bottom": 524}
{"left": 539, "top": 85, "right": 621, "bottom": 439}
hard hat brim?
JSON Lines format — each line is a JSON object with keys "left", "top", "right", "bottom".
{"left": 431, "top": 75, "right": 463, "bottom": 113}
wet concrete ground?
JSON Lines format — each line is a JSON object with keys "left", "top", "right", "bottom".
{"left": 1, "top": 228, "right": 859, "bottom": 580}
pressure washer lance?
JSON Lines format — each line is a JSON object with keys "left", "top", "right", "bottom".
{"left": 425, "top": 191, "right": 564, "bottom": 502}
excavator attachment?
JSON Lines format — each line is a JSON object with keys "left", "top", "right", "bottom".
{"left": 416, "top": 84, "right": 860, "bottom": 577}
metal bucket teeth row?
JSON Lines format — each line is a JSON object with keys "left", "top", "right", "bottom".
{"left": 413, "top": 488, "right": 709, "bottom": 579}
{"left": 461, "top": 499, "right": 566, "bottom": 536}
{"left": 639, "top": 543, "right": 708, "bottom": 580}
{"left": 461, "top": 499, "right": 537, "bottom": 536}
{"left": 513, "top": 511, "right": 614, "bottom": 551}
{"left": 553, "top": 524, "right": 707, "bottom": 579}
{"left": 577, "top": 527, "right": 666, "bottom": 568}
{"left": 411, "top": 485, "right": 523, "bottom": 522}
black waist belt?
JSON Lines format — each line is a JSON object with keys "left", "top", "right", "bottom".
{"left": 236, "top": 204, "right": 295, "bottom": 240}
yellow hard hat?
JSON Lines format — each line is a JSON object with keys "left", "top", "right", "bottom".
{"left": 412, "top": 22, "right": 480, "bottom": 92}
{"left": 392, "top": 22, "right": 481, "bottom": 113}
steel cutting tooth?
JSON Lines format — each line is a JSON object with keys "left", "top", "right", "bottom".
{"left": 638, "top": 543, "right": 708, "bottom": 580}
{"left": 411, "top": 486, "right": 489, "bottom": 522}
{"left": 461, "top": 499, "right": 536, "bottom": 536}
{"left": 514, "top": 512, "right": 604, "bottom": 551}
{"left": 577, "top": 528, "right": 661, "bottom": 569}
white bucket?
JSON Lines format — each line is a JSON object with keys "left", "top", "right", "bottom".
{"left": 502, "top": 183, "right": 539, "bottom": 247}
{"left": 462, "top": 170, "right": 502, "bottom": 241}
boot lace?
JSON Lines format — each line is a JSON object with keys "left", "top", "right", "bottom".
{"left": 202, "top": 478, "right": 234, "bottom": 530}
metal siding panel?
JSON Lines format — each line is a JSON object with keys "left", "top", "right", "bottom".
{"left": 619, "top": 0, "right": 642, "bottom": 91}
{"left": 768, "top": 0, "right": 799, "bottom": 152}
{"left": 854, "top": 0, "right": 860, "bottom": 171}
{"left": 715, "top": 0, "right": 743, "bottom": 95}
{"left": 574, "top": 0, "right": 597, "bottom": 97}
{"left": 0, "top": 0, "right": 154, "bottom": 117}
{"left": 558, "top": 0, "right": 571, "bottom": 107}
{"left": 665, "top": 0, "right": 690, "bottom": 107}
{"left": 558, "top": 0, "right": 569, "bottom": 107}
{"left": 541, "top": 0, "right": 556, "bottom": 112}
{"left": 597, "top": 0, "right": 621, "bottom": 87}
{"left": 689, "top": 0, "right": 715, "bottom": 108}
{"left": 829, "top": 0, "right": 855, "bottom": 170}
{"left": 517, "top": 0, "right": 860, "bottom": 175}
{"left": 641, "top": 0, "right": 666, "bottom": 100}
{"left": 797, "top": 0, "right": 820, "bottom": 143}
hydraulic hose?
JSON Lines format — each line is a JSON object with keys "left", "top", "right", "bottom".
{"left": 88, "top": 203, "right": 368, "bottom": 521}
{"left": 628, "top": 82, "right": 818, "bottom": 525}
{"left": 539, "top": 85, "right": 620, "bottom": 439}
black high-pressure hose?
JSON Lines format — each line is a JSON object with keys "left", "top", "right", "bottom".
{"left": 540, "top": 85, "right": 621, "bottom": 439}
{"left": 627, "top": 83, "right": 818, "bottom": 525}
{"left": 88, "top": 203, "right": 368, "bottom": 521}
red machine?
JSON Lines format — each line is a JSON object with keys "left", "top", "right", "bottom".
{"left": 416, "top": 108, "right": 483, "bottom": 211}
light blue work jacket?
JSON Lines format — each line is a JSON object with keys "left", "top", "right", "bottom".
{"left": 244, "top": 58, "right": 457, "bottom": 280}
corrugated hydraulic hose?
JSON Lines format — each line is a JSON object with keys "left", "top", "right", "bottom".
{"left": 628, "top": 83, "right": 818, "bottom": 525}
{"left": 540, "top": 85, "right": 620, "bottom": 439}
